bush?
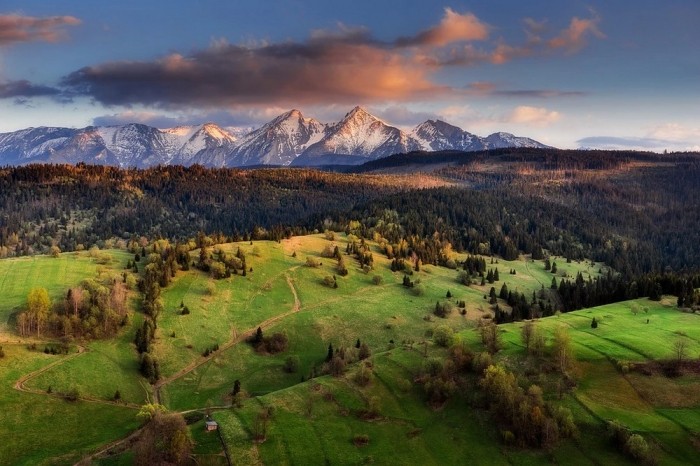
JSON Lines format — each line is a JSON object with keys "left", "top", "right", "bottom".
{"left": 352, "top": 434, "right": 369, "bottom": 446}
{"left": 472, "top": 352, "right": 493, "bottom": 374}
{"left": 64, "top": 387, "right": 80, "bottom": 402}
{"left": 372, "top": 275, "right": 383, "bottom": 285}
{"left": 625, "top": 434, "right": 651, "bottom": 462}
{"left": 255, "top": 332, "right": 289, "bottom": 354}
{"left": 323, "top": 275, "right": 337, "bottom": 288}
{"left": 283, "top": 355, "right": 300, "bottom": 373}
{"left": 306, "top": 257, "right": 321, "bottom": 268}
{"left": 433, "top": 325, "right": 454, "bottom": 347}
{"left": 412, "top": 283, "right": 426, "bottom": 296}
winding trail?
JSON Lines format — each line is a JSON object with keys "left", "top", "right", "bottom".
{"left": 13, "top": 345, "right": 86, "bottom": 393}
{"left": 153, "top": 271, "right": 302, "bottom": 403}
{"left": 12, "top": 344, "right": 141, "bottom": 409}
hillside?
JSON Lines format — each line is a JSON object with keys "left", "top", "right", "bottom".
{"left": 2, "top": 233, "right": 698, "bottom": 464}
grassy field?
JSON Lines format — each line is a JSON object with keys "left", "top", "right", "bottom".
{"left": 0, "top": 249, "right": 145, "bottom": 465}
{"left": 180, "top": 297, "right": 700, "bottom": 466}
{"left": 3, "top": 236, "right": 699, "bottom": 465}
{"left": 157, "top": 234, "right": 600, "bottom": 412}
{"left": 0, "top": 344, "right": 140, "bottom": 466}
{"left": 0, "top": 252, "right": 100, "bottom": 337}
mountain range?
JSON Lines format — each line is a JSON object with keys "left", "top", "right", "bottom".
{"left": 0, "top": 106, "right": 549, "bottom": 168}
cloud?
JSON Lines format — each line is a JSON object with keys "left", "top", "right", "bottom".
{"left": 463, "top": 81, "right": 585, "bottom": 98}
{"left": 53, "top": 11, "right": 601, "bottom": 111}
{"left": 0, "top": 79, "right": 61, "bottom": 98}
{"left": 370, "top": 105, "right": 441, "bottom": 127}
{"left": 93, "top": 107, "right": 300, "bottom": 128}
{"left": 507, "top": 106, "right": 561, "bottom": 125}
{"left": 396, "top": 8, "right": 490, "bottom": 47}
{"left": 0, "top": 14, "right": 80, "bottom": 46}
{"left": 428, "top": 13, "right": 604, "bottom": 66}
{"left": 548, "top": 15, "right": 605, "bottom": 53}
{"left": 62, "top": 33, "right": 447, "bottom": 109}
{"left": 647, "top": 123, "right": 700, "bottom": 142}
{"left": 576, "top": 136, "right": 670, "bottom": 150}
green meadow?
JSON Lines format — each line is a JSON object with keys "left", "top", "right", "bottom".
{"left": 2, "top": 235, "right": 698, "bottom": 465}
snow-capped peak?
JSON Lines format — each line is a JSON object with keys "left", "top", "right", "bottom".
{"left": 0, "top": 106, "right": 552, "bottom": 168}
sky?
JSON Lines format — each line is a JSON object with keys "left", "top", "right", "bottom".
{"left": 0, "top": 0, "right": 698, "bottom": 151}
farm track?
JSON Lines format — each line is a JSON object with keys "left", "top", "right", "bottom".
{"left": 154, "top": 269, "right": 302, "bottom": 403}
{"left": 12, "top": 344, "right": 140, "bottom": 409}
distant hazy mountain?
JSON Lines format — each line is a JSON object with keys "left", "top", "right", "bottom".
{"left": 0, "top": 107, "right": 550, "bottom": 167}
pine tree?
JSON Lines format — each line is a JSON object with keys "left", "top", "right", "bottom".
{"left": 326, "top": 343, "right": 334, "bottom": 362}
{"left": 254, "top": 327, "right": 263, "bottom": 345}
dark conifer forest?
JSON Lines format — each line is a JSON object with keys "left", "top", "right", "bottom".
{"left": 2, "top": 149, "right": 697, "bottom": 279}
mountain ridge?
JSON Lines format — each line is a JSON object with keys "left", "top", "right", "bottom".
{"left": 0, "top": 107, "right": 550, "bottom": 168}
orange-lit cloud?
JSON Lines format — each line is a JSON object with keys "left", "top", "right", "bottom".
{"left": 397, "top": 8, "right": 490, "bottom": 46}
{"left": 548, "top": 15, "right": 605, "bottom": 53}
{"left": 0, "top": 14, "right": 80, "bottom": 46}
{"left": 508, "top": 106, "right": 561, "bottom": 125}
{"left": 62, "top": 36, "right": 446, "bottom": 108}
{"left": 26, "top": 11, "right": 600, "bottom": 109}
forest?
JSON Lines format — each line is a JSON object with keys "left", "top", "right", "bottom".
{"left": 1, "top": 148, "right": 698, "bottom": 278}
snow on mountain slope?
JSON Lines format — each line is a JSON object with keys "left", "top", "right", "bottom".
{"left": 168, "top": 123, "right": 238, "bottom": 166}
{"left": 0, "top": 107, "right": 552, "bottom": 167}
{"left": 412, "top": 120, "right": 486, "bottom": 152}
{"left": 297, "top": 107, "right": 421, "bottom": 164}
{"left": 229, "top": 109, "right": 326, "bottom": 166}
{"left": 484, "top": 132, "right": 550, "bottom": 149}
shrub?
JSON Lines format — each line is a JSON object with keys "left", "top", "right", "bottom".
{"left": 323, "top": 275, "right": 337, "bottom": 287}
{"left": 283, "top": 355, "right": 300, "bottom": 373}
{"left": 625, "top": 434, "right": 651, "bottom": 462}
{"left": 372, "top": 275, "right": 383, "bottom": 285}
{"left": 64, "top": 387, "right": 80, "bottom": 402}
{"left": 352, "top": 434, "right": 369, "bottom": 446}
{"left": 433, "top": 325, "right": 454, "bottom": 347}
{"left": 353, "top": 363, "right": 372, "bottom": 387}
{"left": 471, "top": 352, "right": 493, "bottom": 374}
{"left": 306, "top": 257, "right": 321, "bottom": 268}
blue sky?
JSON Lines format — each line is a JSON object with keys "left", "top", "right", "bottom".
{"left": 0, "top": 0, "right": 698, "bottom": 150}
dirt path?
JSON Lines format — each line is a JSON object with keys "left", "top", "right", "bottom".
{"left": 12, "top": 344, "right": 141, "bottom": 409}
{"left": 154, "top": 271, "right": 302, "bottom": 403}
{"left": 13, "top": 345, "right": 86, "bottom": 393}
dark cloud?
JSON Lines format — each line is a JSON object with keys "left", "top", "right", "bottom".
{"left": 55, "top": 10, "right": 602, "bottom": 110}
{"left": 493, "top": 89, "right": 586, "bottom": 98}
{"left": 0, "top": 14, "right": 80, "bottom": 46}
{"left": 92, "top": 107, "right": 287, "bottom": 128}
{"left": 61, "top": 36, "right": 444, "bottom": 109}
{"left": 0, "top": 80, "right": 61, "bottom": 98}
{"left": 462, "top": 82, "right": 585, "bottom": 98}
